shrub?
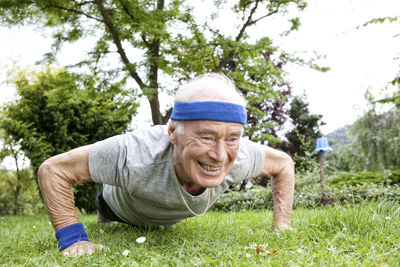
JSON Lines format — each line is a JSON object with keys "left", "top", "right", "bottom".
{"left": 329, "top": 169, "right": 400, "bottom": 187}
{"left": 0, "top": 168, "right": 44, "bottom": 215}
{"left": 211, "top": 186, "right": 273, "bottom": 211}
{"left": 73, "top": 182, "right": 102, "bottom": 213}
{"left": 212, "top": 184, "right": 400, "bottom": 211}
{"left": 389, "top": 169, "right": 400, "bottom": 184}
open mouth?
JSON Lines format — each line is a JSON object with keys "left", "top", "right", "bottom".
{"left": 198, "top": 161, "right": 222, "bottom": 172}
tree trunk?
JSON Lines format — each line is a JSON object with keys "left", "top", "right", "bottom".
{"left": 95, "top": 0, "right": 166, "bottom": 125}
{"left": 12, "top": 148, "right": 21, "bottom": 215}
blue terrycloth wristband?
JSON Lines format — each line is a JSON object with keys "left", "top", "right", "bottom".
{"left": 55, "top": 223, "right": 90, "bottom": 251}
{"left": 171, "top": 101, "right": 247, "bottom": 125}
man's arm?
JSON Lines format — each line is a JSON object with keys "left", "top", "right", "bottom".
{"left": 38, "top": 145, "right": 103, "bottom": 256}
{"left": 261, "top": 146, "right": 295, "bottom": 231}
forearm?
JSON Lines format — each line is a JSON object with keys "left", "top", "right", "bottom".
{"left": 38, "top": 160, "right": 81, "bottom": 230}
{"left": 37, "top": 146, "right": 92, "bottom": 230}
{"left": 37, "top": 147, "right": 103, "bottom": 255}
{"left": 270, "top": 159, "right": 295, "bottom": 227}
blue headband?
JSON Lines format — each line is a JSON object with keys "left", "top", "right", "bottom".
{"left": 171, "top": 101, "right": 247, "bottom": 125}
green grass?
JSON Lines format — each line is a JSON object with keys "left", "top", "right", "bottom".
{"left": 1, "top": 201, "right": 399, "bottom": 266}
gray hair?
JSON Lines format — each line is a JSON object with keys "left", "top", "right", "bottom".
{"left": 170, "top": 120, "right": 184, "bottom": 134}
{"left": 174, "top": 73, "right": 246, "bottom": 106}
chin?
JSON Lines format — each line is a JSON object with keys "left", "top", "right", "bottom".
{"left": 196, "top": 175, "right": 225, "bottom": 188}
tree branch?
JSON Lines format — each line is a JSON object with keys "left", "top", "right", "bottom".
{"left": 146, "top": 0, "right": 165, "bottom": 124}
{"left": 251, "top": 9, "right": 279, "bottom": 26}
{"left": 42, "top": 1, "right": 103, "bottom": 22}
{"left": 162, "top": 107, "right": 173, "bottom": 124}
{"left": 215, "top": 0, "right": 277, "bottom": 72}
{"left": 141, "top": 34, "right": 150, "bottom": 46}
{"left": 117, "top": 0, "right": 135, "bottom": 20}
{"left": 94, "top": 0, "right": 146, "bottom": 88}
{"left": 235, "top": 0, "right": 260, "bottom": 42}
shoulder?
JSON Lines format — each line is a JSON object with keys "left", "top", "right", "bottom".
{"left": 236, "top": 138, "right": 265, "bottom": 161}
{"left": 125, "top": 125, "right": 171, "bottom": 165}
{"left": 90, "top": 125, "right": 171, "bottom": 166}
{"left": 228, "top": 138, "right": 266, "bottom": 182}
{"left": 89, "top": 125, "right": 172, "bottom": 186}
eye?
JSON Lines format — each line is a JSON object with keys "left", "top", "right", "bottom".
{"left": 200, "top": 136, "right": 214, "bottom": 143}
{"left": 226, "top": 136, "right": 240, "bottom": 145}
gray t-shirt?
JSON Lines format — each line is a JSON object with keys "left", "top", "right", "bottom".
{"left": 89, "top": 125, "right": 265, "bottom": 227}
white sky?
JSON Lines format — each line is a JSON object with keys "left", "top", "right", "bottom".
{"left": 279, "top": 0, "right": 400, "bottom": 134}
{"left": 0, "top": 0, "right": 399, "bottom": 135}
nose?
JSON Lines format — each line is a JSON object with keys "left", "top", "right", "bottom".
{"left": 208, "top": 140, "right": 227, "bottom": 163}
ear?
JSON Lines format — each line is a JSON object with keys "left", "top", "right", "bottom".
{"left": 168, "top": 122, "right": 177, "bottom": 144}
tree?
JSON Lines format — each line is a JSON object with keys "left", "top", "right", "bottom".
{"left": 346, "top": 106, "right": 400, "bottom": 172}
{"left": 334, "top": 15, "right": 400, "bottom": 172}
{"left": 1, "top": 67, "right": 138, "bottom": 212}
{"left": 362, "top": 16, "right": 400, "bottom": 107}
{"left": 0, "top": 0, "right": 311, "bottom": 143}
{"left": 279, "top": 95, "right": 325, "bottom": 172}
{"left": 0, "top": 129, "right": 27, "bottom": 214}
{"left": 325, "top": 125, "right": 352, "bottom": 172}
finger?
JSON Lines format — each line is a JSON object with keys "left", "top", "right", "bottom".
{"left": 96, "top": 244, "right": 105, "bottom": 250}
{"left": 62, "top": 242, "right": 104, "bottom": 257}
{"left": 62, "top": 250, "right": 70, "bottom": 256}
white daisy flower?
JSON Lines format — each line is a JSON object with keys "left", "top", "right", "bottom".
{"left": 136, "top": 236, "right": 146, "bottom": 243}
{"left": 122, "top": 249, "right": 130, "bottom": 256}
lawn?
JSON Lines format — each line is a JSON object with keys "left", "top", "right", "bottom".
{"left": 0, "top": 201, "right": 399, "bottom": 266}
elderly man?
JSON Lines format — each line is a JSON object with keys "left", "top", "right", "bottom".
{"left": 38, "top": 73, "right": 294, "bottom": 256}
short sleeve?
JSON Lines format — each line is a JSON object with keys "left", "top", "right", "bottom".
{"left": 89, "top": 134, "right": 130, "bottom": 189}
{"left": 228, "top": 138, "right": 265, "bottom": 183}
{"left": 88, "top": 126, "right": 171, "bottom": 190}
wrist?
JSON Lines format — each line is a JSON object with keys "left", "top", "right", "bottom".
{"left": 55, "top": 223, "right": 90, "bottom": 251}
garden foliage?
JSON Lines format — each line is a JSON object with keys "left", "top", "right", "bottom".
{"left": 212, "top": 169, "right": 400, "bottom": 212}
{"left": 0, "top": 168, "right": 43, "bottom": 215}
{"left": 327, "top": 106, "right": 400, "bottom": 172}
{"left": 277, "top": 96, "right": 325, "bottom": 172}
{"left": 330, "top": 169, "right": 400, "bottom": 186}
{"left": 1, "top": 67, "right": 138, "bottom": 213}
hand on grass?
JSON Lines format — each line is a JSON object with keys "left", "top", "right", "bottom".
{"left": 62, "top": 241, "right": 104, "bottom": 256}
{"left": 272, "top": 222, "right": 293, "bottom": 233}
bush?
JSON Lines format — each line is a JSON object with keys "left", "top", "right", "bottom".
{"left": 329, "top": 169, "right": 400, "bottom": 187}
{"left": 0, "top": 168, "right": 44, "bottom": 215}
{"left": 293, "top": 184, "right": 400, "bottom": 208}
{"left": 389, "top": 169, "right": 400, "bottom": 184}
{"left": 73, "top": 182, "right": 102, "bottom": 213}
{"left": 212, "top": 183, "right": 400, "bottom": 211}
{"left": 211, "top": 186, "right": 273, "bottom": 211}
{"left": 294, "top": 169, "right": 322, "bottom": 192}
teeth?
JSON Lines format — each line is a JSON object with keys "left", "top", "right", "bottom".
{"left": 199, "top": 162, "right": 221, "bottom": 171}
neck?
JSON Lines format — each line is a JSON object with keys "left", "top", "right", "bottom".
{"left": 182, "top": 184, "right": 206, "bottom": 196}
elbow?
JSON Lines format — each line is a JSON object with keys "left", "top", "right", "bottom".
{"left": 286, "top": 154, "right": 295, "bottom": 170}
{"left": 279, "top": 152, "right": 295, "bottom": 172}
{"left": 276, "top": 153, "right": 295, "bottom": 186}
{"left": 37, "top": 158, "right": 56, "bottom": 188}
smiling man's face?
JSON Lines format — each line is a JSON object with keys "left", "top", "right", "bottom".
{"left": 169, "top": 120, "right": 243, "bottom": 193}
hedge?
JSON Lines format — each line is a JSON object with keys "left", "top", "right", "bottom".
{"left": 211, "top": 184, "right": 400, "bottom": 211}
{"left": 329, "top": 169, "right": 400, "bottom": 187}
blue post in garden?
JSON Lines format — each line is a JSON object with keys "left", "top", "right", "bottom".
{"left": 314, "top": 137, "right": 333, "bottom": 200}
